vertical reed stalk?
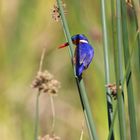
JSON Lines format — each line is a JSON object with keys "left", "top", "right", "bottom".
{"left": 34, "top": 91, "right": 40, "bottom": 140}
{"left": 34, "top": 45, "right": 46, "bottom": 140}
{"left": 107, "top": 48, "right": 135, "bottom": 140}
{"left": 121, "top": 0, "right": 138, "bottom": 140}
{"left": 107, "top": 44, "right": 136, "bottom": 140}
{"left": 110, "top": 4, "right": 118, "bottom": 140}
{"left": 107, "top": 103, "right": 118, "bottom": 140}
{"left": 100, "top": 0, "right": 114, "bottom": 139}
{"left": 39, "top": 47, "right": 46, "bottom": 72}
{"left": 131, "top": 0, "right": 140, "bottom": 71}
{"left": 76, "top": 80, "right": 98, "bottom": 140}
{"left": 115, "top": 0, "right": 126, "bottom": 139}
{"left": 50, "top": 95, "right": 55, "bottom": 134}
{"left": 56, "top": 0, "right": 98, "bottom": 140}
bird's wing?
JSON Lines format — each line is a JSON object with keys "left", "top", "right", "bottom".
{"left": 84, "top": 52, "right": 93, "bottom": 68}
{"left": 79, "top": 46, "right": 87, "bottom": 65}
{"left": 79, "top": 43, "right": 94, "bottom": 68}
{"left": 79, "top": 53, "right": 87, "bottom": 65}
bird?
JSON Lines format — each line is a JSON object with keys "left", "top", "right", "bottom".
{"left": 58, "top": 34, "right": 94, "bottom": 77}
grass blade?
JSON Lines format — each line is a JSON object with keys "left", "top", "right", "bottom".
{"left": 131, "top": 0, "right": 140, "bottom": 71}
{"left": 107, "top": 103, "right": 118, "bottom": 140}
{"left": 114, "top": 0, "right": 126, "bottom": 139}
{"left": 121, "top": 0, "right": 138, "bottom": 140}
{"left": 100, "top": 0, "right": 114, "bottom": 139}
{"left": 34, "top": 91, "right": 40, "bottom": 140}
{"left": 107, "top": 42, "right": 137, "bottom": 140}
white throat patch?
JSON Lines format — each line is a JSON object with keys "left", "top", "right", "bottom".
{"left": 79, "top": 39, "right": 88, "bottom": 44}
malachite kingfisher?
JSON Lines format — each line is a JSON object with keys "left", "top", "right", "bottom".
{"left": 58, "top": 34, "right": 94, "bottom": 77}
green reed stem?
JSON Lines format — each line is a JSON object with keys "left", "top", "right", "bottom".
{"left": 50, "top": 95, "right": 55, "bottom": 134}
{"left": 107, "top": 103, "right": 118, "bottom": 140}
{"left": 115, "top": 0, "right": 126, "bottom": 139}
{"left": 107, "top": 36, "right": 138, "bottom": 140}
{"left": 131, "top": 0, "right": 140, "bottom": 71}
{"left": 100, "top": 0, "right": 114, "bottom": 139}
{"left": 121, "top": 1, "right": 138, "bottom": 140}
{"left": 56, "top": 0, "right": 98, "bottom": 140}
{"left": 34, "top": 91, "right": 40, "bottom": 140}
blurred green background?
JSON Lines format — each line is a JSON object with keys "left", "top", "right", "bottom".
{"left": 0, "top": 0, "right": 139, "bottom": 140}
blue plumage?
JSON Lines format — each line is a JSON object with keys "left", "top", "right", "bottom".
{"left": 59, "top": 34, "right": 94, "bottom": 77}
{"left": 72, "top": 34, "right": 94, "bottom": 77}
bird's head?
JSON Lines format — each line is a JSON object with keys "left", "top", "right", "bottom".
{"left": 58, "top": 34, "right": 89, "bottom": 49}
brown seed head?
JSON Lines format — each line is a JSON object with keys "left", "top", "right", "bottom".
{"left": 51, "top": 3, "right": 67, "bottom": 22}
{"left": 105, "top": 83, "right": 122, "bottom": 100}
{"left": 32, "top": 70, "right": 60, "bottom": 95}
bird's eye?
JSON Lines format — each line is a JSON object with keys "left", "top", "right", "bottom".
{"left": 72, "top": 40, "right": 77, "bottom": 45}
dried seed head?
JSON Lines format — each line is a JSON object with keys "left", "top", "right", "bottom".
{"left": 38, "top": 134, "right": 61, "bottom": 140}
{"left": 51, "top": 3, "right": 67, "bottom": 22}
{"left": 105, "top": 83, "right": 122, "bottom": 100}
{"left": 51, "top": 5, "right": 60, "bottom": 22}
{"left": 32, "top": 70, "right": 60, "bottom": 95}
{"left": 126, "top": 0, "right": 133, "bottom": 8}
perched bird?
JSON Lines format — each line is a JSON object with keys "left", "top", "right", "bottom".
{"left": 58, "top": 34, "right": 94, "bottom": 77}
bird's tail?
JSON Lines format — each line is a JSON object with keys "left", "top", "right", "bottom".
{"left": 76, "top": 64, "right": 85, "bottom": 78}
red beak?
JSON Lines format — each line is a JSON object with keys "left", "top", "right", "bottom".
{"left": 58, "top": 42, "right": 69, "bottom": 49}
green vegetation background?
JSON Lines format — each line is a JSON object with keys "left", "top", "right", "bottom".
{"left": 0, "top": 0, "right": 139, "bottom": 140}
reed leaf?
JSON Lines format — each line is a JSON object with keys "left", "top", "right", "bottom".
{"left": 110, "top": 0, "right": 126, "bottom": 139}
{"left": 100, "top": 0, "right": 114, "bottom": 139}
{"left": 107, "top": 103, "right": 118, "bottom": 140}
{"left": 34, "top": 91, "right": 40, "bottom": 140}
{"left": 115, "top": 0, "right": 126, "bottom": 139}
{"left": 56, "top": 0, "right": 98, "bottom": 140}
{"left": 107, "top": 43, "right": 137, "bottom": 140}
{"left": 131, "top": 0, "right": 140, "bottom": 71}
{"left": 121, "top": 0, "right": 138, "bottom": 140}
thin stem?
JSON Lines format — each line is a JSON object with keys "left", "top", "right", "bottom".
{"left": 34, "top": 91, "right": 41, "bottom": 140}
{"left": 80, "top": 119, "right": 84, "bottom": 140}
{"left": 107, "top": 103, "right": 118, "bottom": 140}
{"left": 121, "top": 1, "right": 138, "bottom": 139}
{"left": 75, "top": 78, "right": 98, "bottom": 140}
{"left": 100, "top": 0, "right": 114, "bottom": 139}
{"left": 131, "top": 0, "right": 140, "bottom": 71}
{"left": 50, "top": 95, "right": 55, "bottom": 134}
{"left": 107, "top": 40, "right": 137, "bottom": 140}
{"left": 39, "top": 47, "right": 46, "bottom": 72}
{"left": 107, "top": 34, "right": 137, "bottom": 140}
{"left": 115, "top": 0, "right": 126, "bottom": 139}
